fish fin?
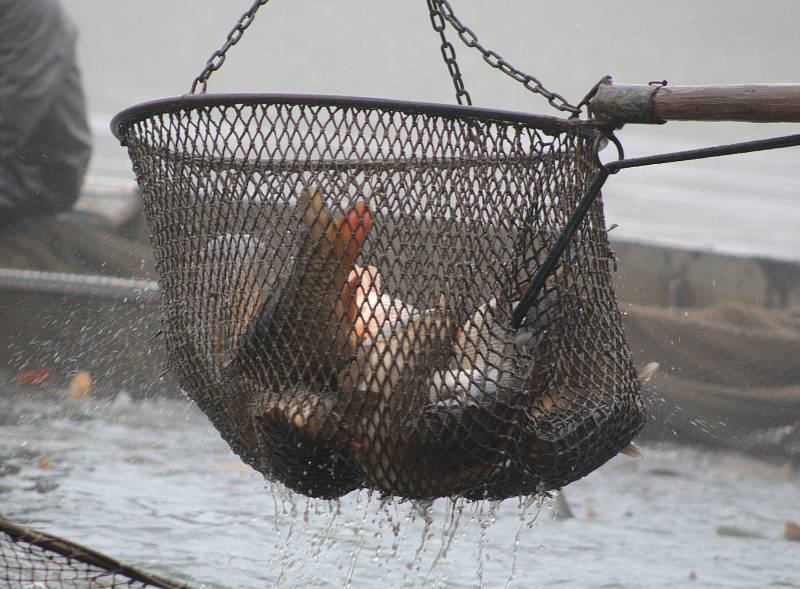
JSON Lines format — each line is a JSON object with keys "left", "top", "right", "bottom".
{"left": 300, "top": 187, "right": 332, "bottom": 241}
{"left": 297, "top": 187, "right": 340, "bottom": 271}
{"left": 339, "top": 268, "right": 363, "bottom": 349}
{"left": 544, "top": 263, "right": 565, "bottom": 287}
{"left": 344, "top": 269, "right": 363, "bottom": 321}
{"left": 516, "top": 263, "right": 565, "bottom": 295}
{"left": 638, "top": 362, "right": 660, "bottom": 384}
{"left": 332, "top": 201, "right": 372, "bottom": 267}
{"left": 619, "top": 442, "right": 642, "bottom": 459}
{"left": 340, "top": 265, "right": 384, "bottom": 349}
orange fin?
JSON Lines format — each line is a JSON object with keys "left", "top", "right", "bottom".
{"left": 331, "top": 202, "right": 372, "bottom": 265}
{"left": 300, "top": 187, "right": 334, "bottom": 254}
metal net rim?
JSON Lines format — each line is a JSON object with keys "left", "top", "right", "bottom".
{"left": 110, "top": 92, "right": 599, "bottom": 144}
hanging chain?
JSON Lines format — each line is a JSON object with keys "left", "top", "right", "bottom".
{"left": 190, "top": 0, "right": 273, "bottom": 94}
{"left": 427, "top": 0, "right": 581, "bottom": 115}
{"left": 427, "top": 0, "right": 472, "bottom": 106}
{"left": 187, "top": 0, "right": 579, "bottom": 114}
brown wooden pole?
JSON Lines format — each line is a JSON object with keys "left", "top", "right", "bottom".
{"left": 590, "top": 82, "right": 800, "bottom": 125}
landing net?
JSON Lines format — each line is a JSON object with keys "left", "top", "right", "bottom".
{"left": 114, "top": 96, "right": 645, "bottom": 499}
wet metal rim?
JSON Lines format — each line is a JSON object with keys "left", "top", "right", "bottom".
{"left": 110, "top": 93, "right": 600, "bottom": 145}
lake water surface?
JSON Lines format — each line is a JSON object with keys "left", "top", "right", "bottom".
{"left": 2, "top": 391, "right": 798, "bottom": 589}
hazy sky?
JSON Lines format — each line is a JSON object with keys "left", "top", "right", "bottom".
{"left": 63, "top": 0, "right": 800, "bottom": 119}
{"left": 61, "top": 0, "right": 800, "bottom": 259}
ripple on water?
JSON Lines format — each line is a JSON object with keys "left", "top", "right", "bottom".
{"left": 1, "top": 390, "right": 798, "bottom": 589}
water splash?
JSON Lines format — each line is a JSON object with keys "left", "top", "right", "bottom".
{"left": 256, "top": 486, "right": 541, "bottom": 588}
{"left": 415, "top": 501, "right": 436, "bottom": 559}
{"left": 274, "top": 488, "right": 299, "bottom": 588}
{"left": 422, "top": 498, "right": 465, "bottom": 586}
{"left": 476, "top": 500, "right": 500, "bottom": 589}
{"left": 504, "top": 494, "right": 544, "bottom": 589}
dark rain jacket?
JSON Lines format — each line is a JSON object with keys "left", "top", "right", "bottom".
{"left": 0, "top": 0, "right": 91, "bottom": 224}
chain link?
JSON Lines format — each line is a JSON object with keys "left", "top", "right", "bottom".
{"left": 426, "top": 0, "right": 472, "bottom": 106}
{"left": 188, "top": 0, "right": 579, "bottom": 114}
{"left": 427, "top": 0, "right": 581, "bottom": 115}
{"left": 190, "top": 0, "right": 272, "bottom": 94}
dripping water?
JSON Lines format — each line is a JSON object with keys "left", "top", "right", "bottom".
{"left": 3, "top": 391, "right": 797, "bottom": 589}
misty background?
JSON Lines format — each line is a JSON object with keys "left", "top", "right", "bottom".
{"left": 2, "top": 4, "right": 797, "bottom": 588}
{"left": 63, "top": 0, "right": 800, "bottom": 260}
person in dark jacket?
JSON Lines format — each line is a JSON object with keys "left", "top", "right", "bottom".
{"left": 0, "top": 0, "right": 91, "bottom": 226}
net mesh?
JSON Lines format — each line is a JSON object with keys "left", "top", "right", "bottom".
{"left": 0, "top": 516, "right": 189, "bottom": 589}
{"left": 116, "top": 96, "right": 645, "bottom": 500}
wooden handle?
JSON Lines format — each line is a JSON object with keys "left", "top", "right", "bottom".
{"left": 590, "top": 82, "right": 800, "bottom": 125}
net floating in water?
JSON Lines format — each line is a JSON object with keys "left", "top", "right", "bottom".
{"left": 112, "top": 94, "right": 646, "bottom": 500}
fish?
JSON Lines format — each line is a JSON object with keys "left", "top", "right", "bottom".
{"left": 279, "top": 256, "right": 449, "bottom": 458}
{"left": 15, "top": 368, "right": 52, "bottom": 387}
{"left": 203, "top": 233, "right": 270, "bottom": 373}
{"left": 338, "top": 292, "right": 454, "bottom": 402}
{"left": 335, "top": 260, "right": 564, "bottom": 414}
{"left": 619, "top": 442, "right": 642, "bottom": 459}
{"left": 209, "top": 188, "right": 373, "bottom": 467}
{"left": 638, "top": 362, "right": 660, "bottom": 384}
{"left": 229, "top": 187, "right": 373, "bottom": 385}
{"left": 428, "top": 275, "right": 563, "bottom": 411}
{"left": 429, "top": 297, "right": 533, "bottom": 409}
{"left": 291, "top": 187, "right": 374, "bottom": 362}
{"left": 336, "top": 293, "right": 457, "bottom": 493}
{"left": 282, "top": 237, "right": 570, "bottom": 495}
{"left": 67, "top": 370, "right": 92, "bottom": 400}
{"left": 282, "top": 282, "right": 456, "bottom": 465}
{"left": 13, "top": 368, "right": 92, "bottom": 400}
{"left": 343, "top": 264, "right": 419, "bottom": 346}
